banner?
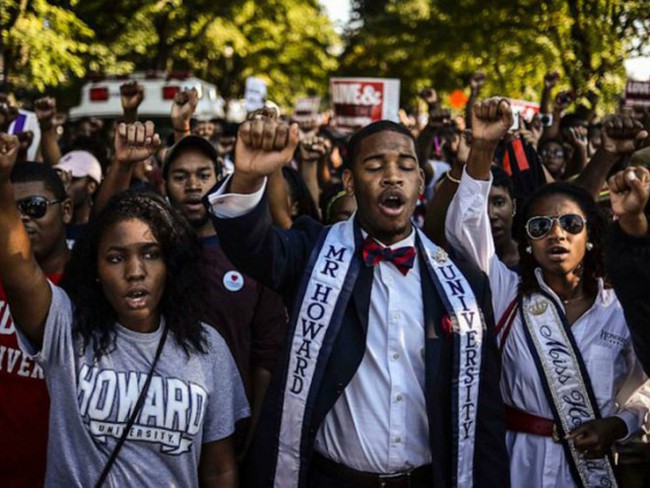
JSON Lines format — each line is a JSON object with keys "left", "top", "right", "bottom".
{"left": 292, "top": 96, "right": 321, "bottom": 123}
{"left": 245, "top": 77, "right": 267, "bottom": 113}
{"left": 330, "top": 77, "right": 400, "bottom": 131}
{"left": 624, "top": 79, "right": 650, "bottom": 107}
{"left": 507, "top": 99, "right": 540, "bottom": 122}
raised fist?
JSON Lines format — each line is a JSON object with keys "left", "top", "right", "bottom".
{"left": 0, "top": 133, "right": 20, "bottom": 180}
{"left": 299, "top": 135, "right": 328, "bottom": 163}
{"left": 554, "top": 90, "right": 573, "bottom": 112}
{"left": 601, "top": 115, "right": 648, "bottom": 156}
{"left": 471, "top": 98, "right": 514, "bottom": 143}
{"left": 419, "top": 88, "right": 438, "bottom": 105}
{"left": 608, "top": 166, "right": 650, "bottom": 219}
{"left": 171, "top": 88, "right": 198, "bottom": 123}
{"left": 544, "top": 71, "right": 560, "bottom": 90}
{"left": 234, "top": 114, "right": 299, "bottom": 179}
{"left": 120, "top": 82, "right": 144, "bottom": 113}
{"left": 114, "top": 121, "right": 161, "bottom": 165}
{"left": 34, "top": 97, "right": 57, "bottom": 130}
{"left": 470, "top": 72, "right": 486, "bottom": 92}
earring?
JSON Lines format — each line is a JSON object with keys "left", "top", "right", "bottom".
{"left": 586, "top": 242, "right": 593, "bottom": 251}
{"left": 526, "top": 246, "right": 532, "bottom": 254}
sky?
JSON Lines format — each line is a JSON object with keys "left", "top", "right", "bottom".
{"left": 319, "top": 0, "right": 351, "bottom": 32}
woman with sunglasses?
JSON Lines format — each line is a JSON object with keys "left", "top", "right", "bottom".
{"left": 446, "top": 99, "right": 649, "bottom": 488}
{"left": 0, "top": 132, "right": 248, "bottom": 487}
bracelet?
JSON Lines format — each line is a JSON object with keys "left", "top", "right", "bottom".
{"left": 445, "top": 170, "right": 461, "bottom": 184}
{"left": 173, "top": 125, "right": 189, "bottom": 132}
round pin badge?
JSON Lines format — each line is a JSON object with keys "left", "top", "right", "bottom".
{"left": 223, "top": 271, "right": 244, "bottom": 292}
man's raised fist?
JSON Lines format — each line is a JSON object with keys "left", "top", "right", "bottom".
{"left": 471, "top": 98, "right": 514, "bottom": 143}
{"left": 34, "top": 97, "right": 57, "bottom": 130}
{"left": 601, "top": 115, "right": 648, "bottom": 156}
{"left": 114, "top": 121, "right": 161, "bottom": 165}
{"left": 120, "top": 82, "right": 145, "bottom": 113}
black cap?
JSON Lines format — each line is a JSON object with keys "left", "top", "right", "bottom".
{"left": 163, "top": 135, "right": 219, "bottom": 179}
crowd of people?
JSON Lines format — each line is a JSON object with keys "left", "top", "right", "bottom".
{"left": 0, "top": 69, "right": 649, "bottom": 488}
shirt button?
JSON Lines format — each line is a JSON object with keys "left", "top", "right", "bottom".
{"left": 395, "top": 437, "right": 402, "bottom": 443}
{"left": 393, "top": 353, "right": 400, "bottom": 360}
{"left": 396, "top": 394, "right": 403, "bottom": 402}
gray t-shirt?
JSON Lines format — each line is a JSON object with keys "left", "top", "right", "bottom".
{"left": 17, "top": 282, "right": 250, "bottom": 487}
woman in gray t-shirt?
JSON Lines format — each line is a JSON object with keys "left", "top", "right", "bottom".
{"left": 0, "top": 143, "right": 249, "bottom": 488}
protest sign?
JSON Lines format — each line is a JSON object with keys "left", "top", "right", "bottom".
{"left": 624, "top": 79, "right": 650, "bottom": 107}
{"left": 507, "top": 99, "right": 540, "bottom": 122}
{"left": 292, "top": 96, "right": 321, "bottom": 122}
{"left": 245, "top": 77, "right": 267, "bottom": 113}
{"left": 330, "top": 78, "right": 400, "bottom": 130}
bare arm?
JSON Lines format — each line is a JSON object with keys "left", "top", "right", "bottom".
{"left": 0, "top": 134, "right": 51, "bottom": 347}
{"left": 171, "top": 88, "right": 198, "bottom": 143}
{"left": 34, "top": 97, "right": 62, "bottom": 166}
{"left": 119, "top": 81, "right": 144, "bottom": 124}
{"left": 575, "top": 116, "right": 648, "bottom": 200}
{"left": 423, "top": 131, "right": 469, "bottom": 247}
{"left": 199, "top": 437, "right": 238, "bottom": 488}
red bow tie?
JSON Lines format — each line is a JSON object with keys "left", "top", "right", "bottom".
{"left": 362, "top": 235, "right": 416, "bottom": 276}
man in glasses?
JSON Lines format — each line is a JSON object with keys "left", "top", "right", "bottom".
{"left": 0, "top": 154, "right": 72, "bottom": 486}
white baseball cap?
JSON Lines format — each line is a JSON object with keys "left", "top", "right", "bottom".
{"left": 55, "top": 150, "right": 102, "bottom": 184}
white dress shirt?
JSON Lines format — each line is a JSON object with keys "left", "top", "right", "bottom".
{"left": 445, "top": 168, "right": 650, "bottom": 488}
{"left": 208, "top": 176, "right": 431, "bottom": 473}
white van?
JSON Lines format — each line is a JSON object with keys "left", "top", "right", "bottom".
{"left": 68, "top": 72, "right": 225, "bottom": 121}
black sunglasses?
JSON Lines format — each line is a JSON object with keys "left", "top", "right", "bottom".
{"left": 525, "top": 214, "right": 586, "bottom": 240}
{"left": 16, "top": 196, "right": 63, "bottom": 219}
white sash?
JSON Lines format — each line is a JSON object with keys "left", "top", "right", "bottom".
{"left": 521, "top": 293, "right": 618, "bottom": 488}
{"left": 274, "top": 218, "right": 357, "bottom": 488}
{"left": 273, "top": 221, "right": 484, "bottom": 488}
{"left": 417, "top": 229, "right": 483, "bottom": 488}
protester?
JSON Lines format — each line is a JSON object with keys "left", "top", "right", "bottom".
{"left": 206, "top": 115, "right": 508, "bottom": 487}
{"left": 0, "top": 132, "right": 249, "bottom": 486}
{"left": 446, "top": 98, "right": 650, "bottom": 487}
{"left": 606, "top": 166, "right": 650, "bottom": 374}
{"left": 0, "top": 161, "right": 72, "bottom": 487}
{"left": 54, "top": 150, "right": 102, "bottom": 229}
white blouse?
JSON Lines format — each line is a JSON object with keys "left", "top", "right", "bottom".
{"left": 445, "top": 168, "right": 650, "bottom": 487}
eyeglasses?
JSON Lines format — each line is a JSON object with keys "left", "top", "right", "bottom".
{"left": 16, "top": 196, "right": 63, "bottom": 219}
{"left": 540, "top": 149, "right": 564, "bottom": 158}
{"left": 525, "top": 214, "right": 586, "bottom": 240}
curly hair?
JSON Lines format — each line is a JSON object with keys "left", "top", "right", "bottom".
{"left": 60, "top": 189, "right": 207, "bottom": 359}
{"left": 517, "top": 182, "right": 607, "bottom": 298}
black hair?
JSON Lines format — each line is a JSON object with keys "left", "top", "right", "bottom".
{"left": 517, "top": 182, "right": 607, "bottom": 298}
{"left": 345, "top": 120, "right": 416, "bottom": 169}
{"left": 319, "top": 180, "right": 347, "bottom": 224}
{"left": 490, "top": 166, "right": 514, "bottom": 199}
{"left": 281, "top": 166, "right": 321, "bottom": 221}
{"left": 560, "top": 113, "right": 588, "bottom": 130}
{"left": 162, "top": 144, "right": 220, "bottom": 180}
{"left": 10, "top": 161, "right": 67, "bottom": 200}
{"left": 61, "top": 189, "right": 207, "bottom": 359}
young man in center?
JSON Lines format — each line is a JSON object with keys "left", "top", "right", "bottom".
{"left": 206, "top": 116, "right": 508, "bottom": 487}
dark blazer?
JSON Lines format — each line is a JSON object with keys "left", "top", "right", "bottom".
{"left": 209, "top": 190, "right": 509, "bottom": 488}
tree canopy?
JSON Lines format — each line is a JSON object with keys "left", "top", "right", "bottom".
{"left": 1, "top": 0, "right": 648, "bottom": 115}
{"left": 341, "top": 0, "right": 650, "bottom": 116}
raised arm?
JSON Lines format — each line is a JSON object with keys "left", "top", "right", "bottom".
{"left": 93, "top": 121, "right": 160, "bottom": 215}
{"left": 119, "top": 81, "right": 144, "bottom": 124}
{"left": 171, "top": 88, "right": 198, "bottom": 142}
{"left": 0, "top": 134, "right": 52, "bottom": 347}
{"left": 575, "top": 115, "right": 648, "bottom": 199}
{"left": 34, "top": 97, "right": 62, "bottom": 166}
